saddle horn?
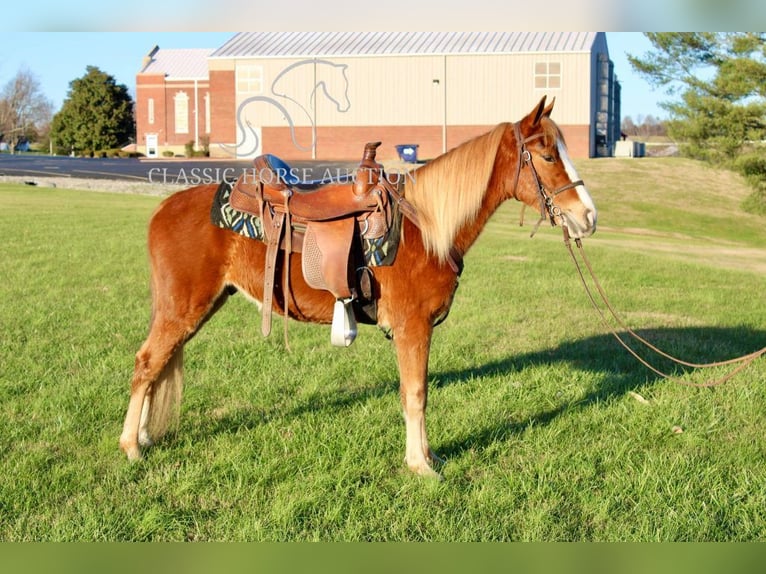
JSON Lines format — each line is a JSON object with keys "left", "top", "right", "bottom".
{"left": 361, "top": 141, "right": 382, "bottom": 168}
{"left": 355, "top": 141, "right": 383, "bottom": 196}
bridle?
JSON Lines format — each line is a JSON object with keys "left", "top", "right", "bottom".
{"left": 512, "top": 121, "right": 584, "bottom": 235}
{"left": 384, "top": 121, "right": 584, "bottom": 273}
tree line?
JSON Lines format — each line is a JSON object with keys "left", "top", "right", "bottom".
{"left": 620, "top": 115, "right": 667, "bottom": 139}
{"left": 0, "top": 65, "right": 134, "bottom": 156}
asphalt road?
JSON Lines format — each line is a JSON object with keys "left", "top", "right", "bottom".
{"left": 0, "top": 154, "right": 359, "bottom": 186}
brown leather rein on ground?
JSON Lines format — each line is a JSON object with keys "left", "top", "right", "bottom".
{"left": 559, "top": 226, "right": 766, "bottom": 387}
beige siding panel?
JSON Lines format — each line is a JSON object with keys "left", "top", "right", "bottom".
{"left": 322, "top": 56, "right": 445, "bottom": 126}
{"left": 445, "top": 53, "right": 592, "bottom": 125}
{"left": 557, "top": 54, "right": 594, "bottom": 124}
{"left": 445, "top": 55, "right": 532, "bottom": 125}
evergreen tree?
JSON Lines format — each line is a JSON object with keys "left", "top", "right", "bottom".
{"left": 629, "top": 32, "right": 766, "bottom": 163}
{"left": 50, "top": 66, "right": 135, "bottom": 155}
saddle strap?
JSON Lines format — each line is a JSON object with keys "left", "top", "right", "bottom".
{"left": 262, "top": 210, "right": 286, "bottom": 337}
{"left": 282, "top": 195, "right": 293, "bottom": 348}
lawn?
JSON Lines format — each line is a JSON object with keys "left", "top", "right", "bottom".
{"left": 1, "top": 156, "right": 764, "bottom": 541}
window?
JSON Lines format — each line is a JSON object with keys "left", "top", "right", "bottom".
{"left": 237, "top": 65, "right": 264, "bottom": 94}
{"left": 534, "top": 61, "right": 561, "bottom": 89}
{"left": 148, "top": 98, "right": 155, "bottom": 125}
{"left": 174, "top": 91, "right": 189, "bottom": 134}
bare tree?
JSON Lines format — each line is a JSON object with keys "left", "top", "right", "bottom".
{"left": 0, "top": 67, "right": 53, "bottom": 148}
{"left": 621, "top": 116, "right": 638, "bottom": 137}
{"left": 621, "top": 115, "right": 668, "bottom": 139}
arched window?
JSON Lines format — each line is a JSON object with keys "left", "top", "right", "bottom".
{"left": 204, "top": 93, "right": 211, "bottom": 134}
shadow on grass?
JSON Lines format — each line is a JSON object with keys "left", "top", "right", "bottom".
{"left": 431, "top": 325, "right": 766, "bottom": 459}
{"left": 198, "top": 326, "right": 765, "bottom": 455}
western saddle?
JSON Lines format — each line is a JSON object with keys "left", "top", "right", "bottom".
{"left": 229, "top": 142, "right": 409, "bottom": 347}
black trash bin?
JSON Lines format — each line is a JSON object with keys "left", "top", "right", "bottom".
{"left": 395, "top": 144, "right": 419, "bottom": 163}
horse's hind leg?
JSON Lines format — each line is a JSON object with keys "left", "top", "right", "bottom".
{"left": 119, "top": 321, "right": 187, "bottom": 461}
{"left": 120, "top": 280, "right": 232, "bottom": 460}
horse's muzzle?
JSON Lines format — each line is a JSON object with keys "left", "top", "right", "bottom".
{"left": 562, "top": 208, "right": 597, "bottom": 239}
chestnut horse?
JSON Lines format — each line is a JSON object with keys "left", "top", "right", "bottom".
{"left": 119, "top": 97, "right": 597, "bottom": 478}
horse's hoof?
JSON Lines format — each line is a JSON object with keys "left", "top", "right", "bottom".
{"left": 418, "top": 465, "right": 444, "bottom": 481}
{"left": 120, "top": 440, "right": 143, "bottom": 462}
{"left": 407, "top": 459, "right": 444, "bottom": 480}
{"left": 125, "top": 450, "right": 143, "bottom": 462}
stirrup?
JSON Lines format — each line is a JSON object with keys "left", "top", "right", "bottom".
{"left": 331, "top": 298, "right": 357, "bottom": 347}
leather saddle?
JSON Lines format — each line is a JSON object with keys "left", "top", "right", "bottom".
{"left": 229, "top": 142, "right": 398, "bottom": 347}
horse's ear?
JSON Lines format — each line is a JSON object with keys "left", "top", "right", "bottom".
{"left": 521, "top": 96, "right": 547, "bottom": 131}
{"left": 543, "top": 96, "right": 555, "bottom": 118}
{"left": 532, "top": 96, "right": 546, "bottom": 125}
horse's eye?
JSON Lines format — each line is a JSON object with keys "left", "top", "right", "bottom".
{"left": 542, "top": 154, "right": 555, "bottom": 163}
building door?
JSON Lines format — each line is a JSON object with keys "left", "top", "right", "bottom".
{"left": 146, "top": 134, "right": 158, "bottom": 158}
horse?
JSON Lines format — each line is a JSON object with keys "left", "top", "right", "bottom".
{"left": 119, "top": 97, "right": 597, "bottom": 478}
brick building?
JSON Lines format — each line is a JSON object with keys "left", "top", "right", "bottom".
{"left": 136, "top": 32, "right": 621, "bottom": 161}
{"left": 136, "top": 46, "right": 213, "bottom": 158}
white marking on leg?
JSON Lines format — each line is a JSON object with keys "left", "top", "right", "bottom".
{"left": 403, "top": 399, "right": 441, "bottom": 479}
{"left": 138, "top": 395, "right": 153, "bottom": 447}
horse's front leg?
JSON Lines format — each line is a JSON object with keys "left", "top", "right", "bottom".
{"left": 393, "top": 319, "right": 442, "bottom": 479}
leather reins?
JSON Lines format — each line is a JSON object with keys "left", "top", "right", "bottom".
{"left": 560, "top": 226, "right": 766, "bottom": 387}
{"left": 508, "top": 124, "right": 765, "bottom": 386}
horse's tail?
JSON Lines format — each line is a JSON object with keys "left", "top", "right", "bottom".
{"left": 143, "top": 345, "right": 184, "bottom": 443}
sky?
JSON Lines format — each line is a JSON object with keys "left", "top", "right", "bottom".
{"left": 0, "top": 32, "right": 667, "bottom": 122}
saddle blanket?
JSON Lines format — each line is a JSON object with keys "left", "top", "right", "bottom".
{"left": 209, "top": 179, "right": 402, "bottom": 267}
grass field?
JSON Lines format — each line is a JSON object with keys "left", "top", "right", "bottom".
{"left": 1, "top": 157, "right": 765, "bottom": 541}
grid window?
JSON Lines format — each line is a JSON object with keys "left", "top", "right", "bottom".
{"left": 237, "top": 65, "right": 264, "bottom": 94}
{"left": 535, "top": 61, "right": 561, "bottom": 89}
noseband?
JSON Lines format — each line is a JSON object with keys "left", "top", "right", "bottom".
{"left": 512, "top": 121, "right": 584, "bottom": 232}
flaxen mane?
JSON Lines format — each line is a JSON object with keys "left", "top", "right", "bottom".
{"left": 403, "top": 123, "right": 508, "bottom": 262}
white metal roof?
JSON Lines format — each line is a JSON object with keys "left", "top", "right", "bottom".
{"left": 139, "top": 48, "right": 214, "bottom": 79}
{"left": 211, "top": 32, "right": 600, "bottom": 59}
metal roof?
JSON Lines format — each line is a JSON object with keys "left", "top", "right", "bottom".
{"left": 211, "top": 32, "right": 600, "bottom": 59}
{"left": 139, "top": 47, "right": 214, "bottom": 79}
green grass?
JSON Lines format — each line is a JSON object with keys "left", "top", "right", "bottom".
{"left": 1, "top": 157, "right": 765, "bottom": 541}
